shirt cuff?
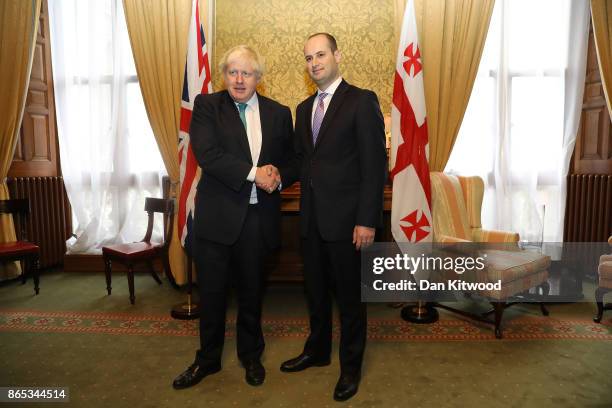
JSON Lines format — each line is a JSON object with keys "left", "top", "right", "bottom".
{"left": 247, "top": 166, "right": 257, "bottom": 182}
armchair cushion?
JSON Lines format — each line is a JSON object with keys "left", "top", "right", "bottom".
{"left": 0, "top": 241, "right": 39, "bottom": 257}
{"left": 479, "top": 250, "right": 551, "bottom": 284}
{"left": 102, "top": 242, "right": 161, "bottom": 260}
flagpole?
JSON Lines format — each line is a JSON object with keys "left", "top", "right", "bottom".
{"left": 170, "top": 0, "right": 208, "bottom": 320}
{"left": 401, "top": 301, "right": 438, "bottom": 324}
{"left": 391, "top": 0, "right": 438, "bottom": 325}
{"left": 171, "top": 238, "right": 200, "bottom": 320}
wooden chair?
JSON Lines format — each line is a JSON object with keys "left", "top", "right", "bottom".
{"left": 594, "top": 236, "right": 612, "bottom": 323}
{"left": 102, "top": 198, "right": 177, "bottom": 304}
{"left": 0, "top": 199, "right": 40, "bottom": 294}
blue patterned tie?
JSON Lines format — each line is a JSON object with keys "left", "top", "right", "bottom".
{"left": 237, "top": 102, "right": 248, "bottom": 131}
{"left": 311, "top": 92, "right": 328, "bottom": 144}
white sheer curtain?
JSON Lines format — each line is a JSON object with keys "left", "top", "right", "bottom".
{"left": 445, "top": 0, "right": 590, "bottom": 243}
{"left": 49, "top": 0, "right": 166, "bottom": 254}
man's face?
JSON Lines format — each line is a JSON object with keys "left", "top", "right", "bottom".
{"left": 223, "top": 54, "right": 260, "bottom": 103}
{"left": 304, "top": 35, "right": 341, "bottom": 90}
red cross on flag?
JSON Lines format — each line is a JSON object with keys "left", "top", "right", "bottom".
{"left": 390, "top": 0, "right": 432, "bottom": 243}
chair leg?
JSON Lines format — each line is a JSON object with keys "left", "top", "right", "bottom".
{"left": 147, "top": 260, "right": 162, "bottom": 285}
{"left": 103, "top": 256, "right": 112, "bottom": 295}
{"left": 162, "top": 252, "right": 179, "bottom": 289}
{"left": 127, "top": 265, "right": 135, "bottom": 305}
{"left": 594, "top": 287, "right": 607, "bottom": 323}
{"left": 20, "top": 259, "right": 27, "bottom": 285}
{"left": 493, "top": 302, "right": 505, "bottom": 339}
{"left": 32, "top": 256, "right": 40, "bottom": 295}
{"left": 539, "top": 281, "right": 549, "bottom": 316}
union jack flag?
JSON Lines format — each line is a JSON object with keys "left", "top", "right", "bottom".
{"left": 178, "top": 0, "right": 212, "bottom": 254}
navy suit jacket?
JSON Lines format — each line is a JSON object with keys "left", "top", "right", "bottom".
{"left": 190, "top": 90, "right": 299, "bottom": 248}
{"left": 294, "top": 80, "right": 387, "bottom": 241}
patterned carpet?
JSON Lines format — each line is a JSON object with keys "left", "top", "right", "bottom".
{"left": 2, "top": 310, "right": 611, "bottom": 341}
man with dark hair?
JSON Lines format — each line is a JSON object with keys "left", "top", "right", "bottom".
{"left": 280, "top": 33, "right": 387, "bottom": 401}
{"left": 307, "top": 32, "right": 338, "bottom": 52}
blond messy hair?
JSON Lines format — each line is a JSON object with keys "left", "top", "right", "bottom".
{"left": 219, "top": 45, "right": 265, "bottom": 79}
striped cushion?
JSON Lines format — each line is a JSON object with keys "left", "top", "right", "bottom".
{"left": 599, "top": 261, "right": 612, "bottom": 282}
{"left": 472, "top": 228, "right": 520, "bottom": 243}
{"left": 478, "top": 250, "right": 551, "bottom": 284}
{"left": 431, "top": 172, "right": 471, "bottom": 241}
{"left": 479, "top": 269, "right": 549, "bottom": 300}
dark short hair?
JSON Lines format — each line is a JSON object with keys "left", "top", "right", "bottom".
{"left": 307, "top": 32, "right": 338, "bottom": 52}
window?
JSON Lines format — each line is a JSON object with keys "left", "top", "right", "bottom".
{"left": 445, "top": 0, "right": 574, "bottom": 242}
{"left": 50, "top": 0, "right": 166, "bottom": 252}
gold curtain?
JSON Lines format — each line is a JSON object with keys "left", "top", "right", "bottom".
{"left": 0, "top": 0, "right": 41, "bottom": 279}
{"left": 122, "top": 0, "right": 195, "bottom": 285}
{"left": 394, "top": 0, "right": 495, "bottom": 171}
{"left": 591, "top": 0, "right": 612, "bottom": 119}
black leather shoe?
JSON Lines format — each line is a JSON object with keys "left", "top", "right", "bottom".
{"left": 333, "top": 372, "right": 361, "bottom": 401}
{"left": 244, "top": 359, "right": 265, "bottom": 386}
{"left": 279, "top": 353, "right": 331, "bottom": 372}
{"left": 172, "top": 363, "right": 221, "bottom": 389}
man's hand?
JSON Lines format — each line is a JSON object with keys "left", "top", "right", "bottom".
{"left": 255, "top": 165, "right": 281, "bottom": 193}
{"left": 353, "top": 225, "right": 375, "bottom": 250}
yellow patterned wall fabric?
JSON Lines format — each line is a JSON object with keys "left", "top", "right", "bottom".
{"left": 214, "top": 0, "right": 395, "bottom": 116}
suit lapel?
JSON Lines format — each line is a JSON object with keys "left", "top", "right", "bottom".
{"left": 304, "top": 93, "right": 316, "bottom": 152}
{"left": 257, "top": 94, "right": 272, "bottom": 166}
{"left": 221, "top": 91, "right": 252, "bottom": 163}
{"left": 314, "top": 79, "right": 349, "bottom": 150}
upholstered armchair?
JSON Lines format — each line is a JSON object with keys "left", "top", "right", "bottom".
{"left": 430, "top": 173, "right": 519, "bottom": 244}
{"left": 594, "top": 235, "right": 612, "bottom": 323}
{"left": 429, "top": 172, "right": 550, "bottom": 338}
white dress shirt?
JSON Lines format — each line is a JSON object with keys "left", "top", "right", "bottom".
{"left": 238, "top": 93, "right": 262, "bottom": 204}
{"left": 311, "top": 76, "right": 343, "bottom": 126}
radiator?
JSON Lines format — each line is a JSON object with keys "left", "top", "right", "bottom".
{"left": 7, "top": 177, "right": 71, "bottom": 268}
{"left": 564, "top": 174, "right": 612, "bottom": 242}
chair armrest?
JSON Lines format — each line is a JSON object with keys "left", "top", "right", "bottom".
{"left": 472, "top": 228, "right": 519, "bottom": 244}
{"left": 435, "top": 234, "right": 472, "bottom": 243}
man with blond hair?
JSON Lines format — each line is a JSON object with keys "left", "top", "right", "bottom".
{"left": 173, "top": 45, "right": 298, "bottom": 390}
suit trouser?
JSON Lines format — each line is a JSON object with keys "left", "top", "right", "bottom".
{"left": 194, "top": 205, "right": 267, "bottom": 368}
{"left": 302, "top": 193, "right": 367, "bottom": 375}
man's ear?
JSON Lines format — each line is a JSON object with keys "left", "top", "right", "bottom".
{"left": 334, "top": 50, "right": 341, "bottom": 64}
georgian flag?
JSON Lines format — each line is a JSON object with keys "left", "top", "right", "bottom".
{"left": 390, "top": 0, "right": 432, "bottom": 243}
{"left": 178, "top": 0, "right": 212, "bottom": 253}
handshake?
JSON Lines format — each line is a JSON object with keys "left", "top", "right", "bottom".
{"left": 255, "top": 164, "right": 281, "bottom": 193}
